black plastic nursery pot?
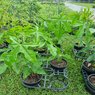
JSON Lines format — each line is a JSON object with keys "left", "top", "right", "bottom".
{"left": 50, "top": 59, "right": 67, "bottom": 71}
{"left": 34, "top": 48, "right": 50, "bottom": 56}
{"left": 74, "top": 43, "right": 85, "bottom": 51}
{"left": 38, "top": 49, "right": 48, "bottom": 56}
{"left": 21, "top": 73, "right": 42, "bottom": 87}
{"left": 81, "top": 69, "right": 95, "bottom": 95}
{"left": 73, "top": 50, "right": 87, "bottom": 60}
{"left": 87, "top": 74, "right": 95, "bottom": 90}
{"left": 82, "top": 61, "right": 95, "bottom": 74}
{"left": 73, "top": 43, "right": 87, "bottom": 60}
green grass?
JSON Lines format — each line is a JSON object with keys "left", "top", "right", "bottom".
{"left": 0, "top": 34, "right": 90, "bottom": 95}
{"left": 72, "top": 2, "right": 95, "bottom": 8}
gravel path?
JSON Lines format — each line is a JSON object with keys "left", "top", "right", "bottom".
{"left": 65, "top": 3, "right": 95, "bottom": 17}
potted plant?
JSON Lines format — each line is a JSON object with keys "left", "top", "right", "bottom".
{"left": 73, "top": 21, "right": 94, "bottom": 60}
{"left": 82, "top": 36, "right": 95, "bottom": 73}
{"left": 43, "top": 15, "right": 71, "bottom": 49}
{"left": 0, "top": 34, "right": 46, "bottom": 86}
{"left": 73, "top": 21, "right": 87, "bottom": 52}
{"left": 50, "top": 47, "right": 71, "bottom": 71}
{"left": 81, "top": 26, "right": 95, "bottom": 71}
{"left": 51, "top": 58, "right": 67, "bottom": 71}
{"left": 28, "top": 25, "right": 57, "bottom": 57}
{"left": 74, "top": 42, "right": 85, "bottom": 51}
{"left": 21, "top": 72, "right": 42, "bottom": 87}
{"left": 34, "top": 47, "right": 47, "bottom": 56}
{"left": 0, "top": 24, "right": 57, "bottom": 86}
{"left": 82, "top": 53, "right": 95, "bottom": 74}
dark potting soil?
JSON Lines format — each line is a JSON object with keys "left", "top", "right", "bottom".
{"left": 51, "top": 60, "right": 66, "bottom": 68}
{"left": 24, "top": 74, "right": 41, "bottom": 84}
{"left": 89, "top": 76, "right": 95, "bottom": 85}
{"left": 84, "top": 62, "right": 95, "bottom": 70}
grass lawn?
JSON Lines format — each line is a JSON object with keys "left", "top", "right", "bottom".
{"left": 0, "top": 34, "right": 90, "bottom": 95}
{"left": 72, "top": 2, "right": 95, "bottom": 8}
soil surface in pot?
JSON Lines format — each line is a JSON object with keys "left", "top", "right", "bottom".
{"left": 51, "top": 60, "right": 66, "bottom": 68}
{"left": 84, "top": 61, "right": 95, "bottom": 70}
{"left": 24, "top": 74, "right": 41, "bottom": 84}
{"left": 89, "top": 75, "right": 95, "bottom": 86}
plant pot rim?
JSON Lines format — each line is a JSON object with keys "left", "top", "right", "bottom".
{"left": 74, "top": 44, "right": 85, "bottom": 49}
{"left": 50, "top": 59, "right": 67, "bottom": 69}
{"left": 74, "top": 43, "right": 85, "bottom": 52}
{"left": 74, "top": 42, "right": 85, "bottom": 45}
{"left": 73, "top": 49, "right": 87, "bottom": 58}
{"left": 83, "top": 61, "right": 95, "bottom": 72}
{"left": 87, "top": 74, "right": 95, "bottom": 88}
{"left": 34, "top": 48, "right": 51, "bottom": 56}
{"left": 21, "top": 73, "right": 42, "bottom": 85}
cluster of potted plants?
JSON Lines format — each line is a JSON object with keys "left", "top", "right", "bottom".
{"left": 73, "top": 31, "right": 95, "bottom": 94}
{"left": 0, "top": 21, "right": 70, "bottom": 90}
{"left": 73, "top": 20, "right": 95, "bottom": 59}
{"left": 0, "top": 0, "right": 95, "bottom": 92}
{"left": 0, "top": 0, "right": 70, "bottom": 90}
{"left": 82, "top": 54, "right": 95, "bottom": 94}
{"left": 72, "top": 20, "right": 95, "bottom": 94}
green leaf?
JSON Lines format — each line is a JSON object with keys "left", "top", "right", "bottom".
{"left": 12, "top": 62, "right": 20, "bottom": 74}
{"left": 76, "top": 22, "right": 87, "bottom": 42}
{"left": 23, "top": 66, "right": 31, "bottom": 79}
{"left": 9, "top": 36, "right": 38, "bottom": 64}
{"left": 20, "top": 47, "right": 37, "bottom": 63}
{"left": 0, "top": 63, "right": 7, "bottom": 74}
{"left": 62, "top": 54, "right": 72, "bottom": 61}
{"left": 32, "top": 65, "right": 46, "bottom": 75}
{"left": 87, "top": 53, "right": 95, "bottom": 62}
{"left": 47, "top": 44, "right": 57, "bottom": 57}
{"left": 89, "top": 28, "right": 95, "bottom": 34}
{"left": 0, "top": 33, "right": 4, "bottom": 44}
{"left": 1, "top": 46, "right": 19, "bottom": 66}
